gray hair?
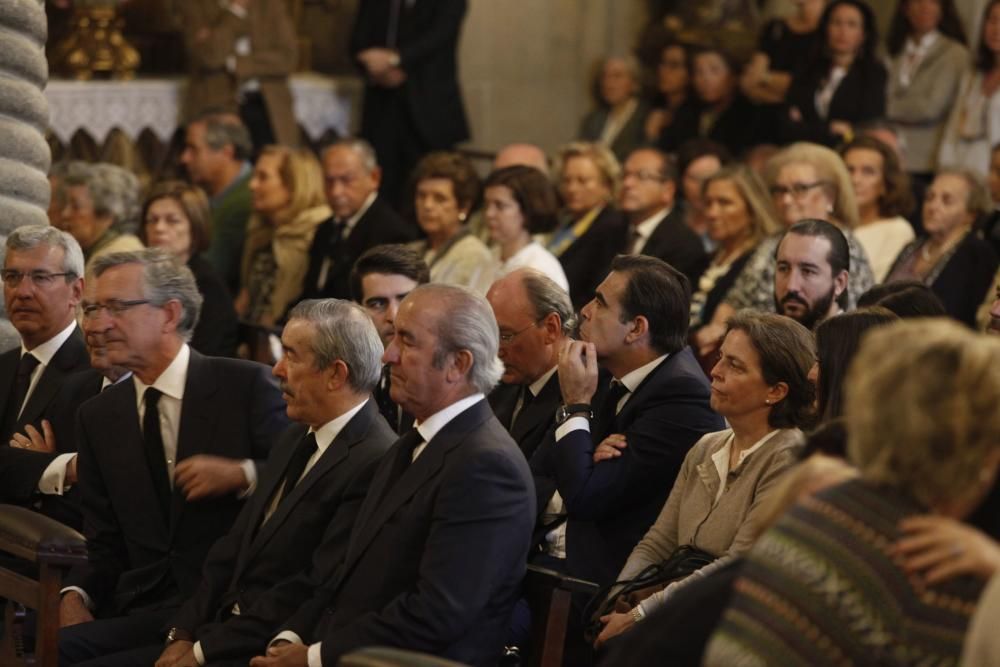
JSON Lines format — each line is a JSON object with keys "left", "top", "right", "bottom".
{"left": 520, "top": 270, "right": 577, "bottom": 335}
{"left": 323, "top": 138, "right": 379, "bottom": 173}
{"left": 6, "top": 224, "right": 85, "bottom": 278}
{"left": 286, "top": 298, "right": 383, "bottom": 393}
{"left": 63, "top": 162, "right": 141, "bottom": 233}
{"left": 91, "top": 248, "right": 203, "bottom": 342}
{"left": 197, "top": 113, "right": 253, "bottom": 162}
{"left": 415, "top": 284, "right": 504, "bottom": 394}
{"left": 935, "top": 167, "right": 993, "bottom": 217}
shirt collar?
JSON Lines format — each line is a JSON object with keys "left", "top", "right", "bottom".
{"left": 529, "top": 365, "right": 558, "bottom": 398}
{"left": 341, "top": 191, "right": 378, "bottom": 233}
{"left": 415, "top": 393, "right": 485, "bottom": 444}
{"left": 21, "top": 320, "right": 77, "bottom": 365}
{"left": 211, "top": 162, "right": 252, "bottom": 206}
{"left": 133, "top": 344, "right": 190, "bottom": 402}
{"left": 906, "top": 30, "right": 939, "bottom": 53}
{"left": 309, "top": 398, "right": 369, "bottom": 453}
{"left": 618, "top": 353, "right": 669, "bottom": 393}
{"left": 711, "top": 428, "right": 782, "bottom": 480}
{"left": 633, "top": 207, "right": 671, "bottom": 241}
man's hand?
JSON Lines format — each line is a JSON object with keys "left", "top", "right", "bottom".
{"left": 357, "top": 47, "right": 401, "bottom": 78}
{"left": 59, "top": 591, "right": 94, "bottom": 628}
{"left": 10, "top": 419, "right": 57, "bottom": 452}
{"left": 249, "top": 642, "right": 309, "bottom": 667}
{"left": 155, "top": 640, "right": 194, "bottom": 667}
{"left": 174, "top": 455, "right": 249, "bottom": 500}
{"left": 593, "top": 434, "right": 627, "bottom": 462}
{"left": 558, "top": 340, "right": 598, "bottom": 406}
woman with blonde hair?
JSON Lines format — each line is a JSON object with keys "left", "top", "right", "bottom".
{"left": 547, "top": 141, "right": 627, "bottom": 309}
{"left": 705, "top": 319, "right": 1000, "bottom": 666}
{"left": 236, "top": 146, "right": 330, "bottom": 326}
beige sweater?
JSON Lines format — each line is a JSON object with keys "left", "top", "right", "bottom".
{"left": 617, "top": 428, "right": 803, "bottom": 587}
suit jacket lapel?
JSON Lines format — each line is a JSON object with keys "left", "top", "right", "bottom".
{"left": 611, "top": 351, "right": 679, "bottom": 430}
{"left": 17, "top": 328, "right": 88, "bottom": 428}
{"left": 341, "top": 400, "right": 492, "bottom": 578}
{"left": 171, "top": 350, "right": 218, "bottom": 534}
{"left": 510, "top": 374, "right": 559, "bottom": 443}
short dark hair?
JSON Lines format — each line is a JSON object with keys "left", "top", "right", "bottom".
{"left": 725, "top": 310, "right": 817, "bottom": 429}
{"left": 779, "top": 219, "right": 850, "bottom": 276}
{"left": 976, "top": 0, "right": 1000, "bottom": 71}
{"left": 857, "top": 280, "right": 948, "bottom": 318}
{"left": 483, "top": 165, "right": 559, "bottom": 234}
{"left": 608, "top": 254, "right": 690, "bottom": 354}
{"left": 350, "top": 244, "right": 430, "bottom": 302}
{"left": 410, "top": 151, "right": 481, "bottom": 212}
{"left": 840, "top": 136, "right": 915, "bottom": 218}
{"left": 676, "top": 138, "right": 732, "bottom": 190}
{"left": 815, "top": 306, "right": 899, "bottom": 421}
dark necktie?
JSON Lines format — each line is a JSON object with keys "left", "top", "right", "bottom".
{"left": 376, "top": 366, "right": 400, "bottom": 431}
{"left": 142, "top": 388, "right": 173, "bottom": 518}
{"left": 510, "top": 386, "right": 534, "bottom": 432}
{"left": 379, "top": 428, "right": 423, "bottom": 503}
{"left": 3, "top": 352, "right": 40, "bottom": 438}
{"left": 278, "top": 432, "right": 318, "bottom": 503}
{"left": 595, "top": 380, "right": 630, "bottom": 437}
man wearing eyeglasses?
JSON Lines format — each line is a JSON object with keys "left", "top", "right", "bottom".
{"left": 0, "top": 225, "right": 91, "bottom": 512}
{"left": 57, "top": 248, "right": 289, "bottom": 665}
{"left": 619, "top": 147, "right": 707, "bottom": 285}
{"left": 485, "top": 269, "right": 572, "bottom": 460}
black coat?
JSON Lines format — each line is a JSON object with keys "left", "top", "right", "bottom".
{"left": 556, "top": 205, "right": 629, "bottom": 311}
{"left": 488, "top": 372, "right": 562, "bottom": 461}
{"left": 638, "top": 205, "right": 709, "bottom": 287}
{"left": 66, "top": 350, "right": 289, "bottom": 615}
{"left": 188, "top": 254, "right": 239, "bottom": 358}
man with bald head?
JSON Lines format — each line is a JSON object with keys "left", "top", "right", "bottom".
{"left": 299, "top": 139, "right": 415, "bottom": 305}
{"left": 486, "top": 269, "right": 572, "bottom": 459}
{"left": 494, "top": 142, "right": 550, "bottom": 176}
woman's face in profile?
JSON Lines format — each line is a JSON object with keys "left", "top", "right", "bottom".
{"left": 249, "top": 154, "right": 291, "bottom": 218}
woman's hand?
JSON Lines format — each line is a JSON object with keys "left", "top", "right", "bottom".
{"left": 892, "top": 515, "right": 1000, "bottom": 584}
{"left": 593, "top": 434, "right": 627, "bottom": 463}
{"left": 594, "top": 609, "right": 637, "bottom": 649}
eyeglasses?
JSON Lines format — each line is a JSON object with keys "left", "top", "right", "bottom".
{"left": 622, "top": 169, "right": 665, "bottom": 183}
{"left": 81, "top": 299, "right": 151, "bottom": 319}
{"left": 769, "top": 181, "right": 827, "bottom": 199}
{"left": 1, "top": 270, "right": 76, "bottom": 288}
{"left": 499, "top": 321, "right": 540, "bottom": 344}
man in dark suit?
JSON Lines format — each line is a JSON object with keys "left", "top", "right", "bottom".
{"left": 138, "top": 299, "right": 393, "bottom": 667}
{"left": 350, "top": 0, "right": 470, "bottom": 206}
{"left": 620, "top": 147, "right": 707, "bottom": 285}
{"left": 531, "top": 254, "right": 723, "bottom": 588}
{"left": 0, "top": 225, "right": 90, "bottom": 507}
{"left": 58, "top": 249, "right": 289, "bottom": 666}
{"left": 299, "top": 140, "right": 416, "bottom": 307}
{"left": 350, "top": 243, "right": 429, "bottom": 433}
{"left": 486, "top": 269, "right": 573, "bottom": 460}
{"left": 252, "top": 284, "right": 535, "bottom": 667}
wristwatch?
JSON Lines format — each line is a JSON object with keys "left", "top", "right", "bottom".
{"left": 165, "top": 627, "right": 193, "bottom": 646}
{"left": 555, "top": 403, "right": 592, "bottom": 425}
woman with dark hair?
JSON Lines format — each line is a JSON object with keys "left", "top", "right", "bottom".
{"left": 840, "top": 136, "right": 917, "bottom": 282}
{"left": 814, "top": 306, "right": 899, "bottom": 422}
{"left": 483, "top": 165, "right": 567, "bottom": 291}
{"left": 886, "top": 0, "right": 969, "bottom": 179}
{"left": 938, "top": 0, "right": 1000, "bottom": 177}
{"left": 659, "top": 44, "right": 763, "bottom": 157}
{"left": 594, "top": 311, "right": 816, "bottom": 646}
{"left": 782, "top": 0, "right": 888, "bottom": 146}
{"left": 141, "top": 181, "right": 239, "bottom": 357}
{"left": 644, "top": 41, "right": 692, "bottom": 142}
{"left": 676, "top": 139, "right": 732, "bottom": 252}
{"left": 886, "top": 168, "right": 999, "bottom": 325}
{"left": 409, "top": 151, "right": 492, "bottom": 294}
{"left": 857, "top": 278, "right": 949, "bottom": 317}
{"left": 579, "top": 55, "right": 650, "bottom": 162}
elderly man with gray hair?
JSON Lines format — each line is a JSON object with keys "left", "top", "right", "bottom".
{"left": 487, "top": 268, "right": 575, "bottom": 460}
{"left": 61, "top": 161, "right": 144, "bottom": 273}
{"left": 254, "top": 284, "right": 536, "bottom": 667}
{"left": 58, "top": 248, "right": 289, "bottom": 666}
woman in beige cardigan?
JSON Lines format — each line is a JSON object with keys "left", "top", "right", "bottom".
{"left": 595, "top": 310, "right": 816, "bottom": 646}
{"left": 236, "top": 146, "right": 331, "bottom": 327}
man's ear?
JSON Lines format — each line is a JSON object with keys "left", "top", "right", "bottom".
{"left": 447, "top": 348, "right": 474, "bottom": 383}
{"left": 833, "top": 269, "right": 849, "bottom": 298}
{"left": 625, "top": 315, "right": 650, "bottom": 345}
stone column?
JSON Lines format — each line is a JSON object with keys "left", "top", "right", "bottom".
{"left": 0, "top": 0, "right": 51, "bottom": 235}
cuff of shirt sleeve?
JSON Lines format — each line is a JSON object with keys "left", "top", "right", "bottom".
{"left": 60, "top": 586, "right": 94, "bottom": 611}
{"left": 634, "top": 602, "right": 648, "bottom": 621}
{"left": 239, "top": 459, "right": 257, "bottom": 498}
{"left": 555, "top": 416, "right": 590, "bottom": 441}
{"left": 308, "top": 643, "right": 323, "bottom": 667}
{"left": 193, "top": 641, "right": 206, "bottom": 666}
{"left": 38, "top": 453, "right": 75, "bottom": 495}
{"left": 270, "top": 631, "right": 303, "bottom": 648}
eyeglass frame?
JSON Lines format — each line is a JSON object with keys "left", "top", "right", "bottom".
{"left": 498, "top": 320, "right": 543, "bottom": 344}
{"left": 1, "top": 270, "right": 77, "bottom": 289}
{"left": 80, "top": 299, "right": 152, "bottom": 320}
